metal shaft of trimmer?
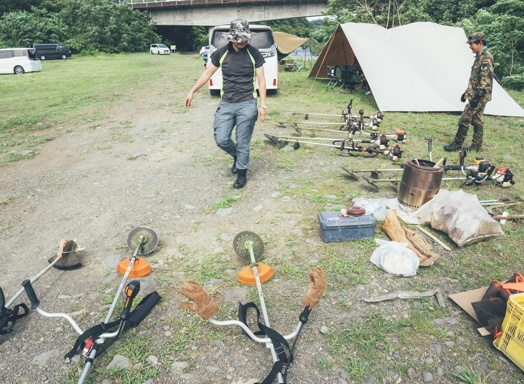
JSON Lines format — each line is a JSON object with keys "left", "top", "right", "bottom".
{"left": 247, "top": 241, "right": 284, "bottom": 384}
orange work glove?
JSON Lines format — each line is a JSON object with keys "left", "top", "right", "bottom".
{"left": 178, "top": 280, "right": 219, "bottom": 320}
{"left": 301, "top": 267, "right": 326, "bottom": 309}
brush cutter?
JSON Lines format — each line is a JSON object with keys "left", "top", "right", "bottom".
{"left": 357, "top": 159, "right": 508, "bottom": 191}
{"left": 279, "top": 111, "right": 387, "bottom": 136}
{"left": 285, "top": 100, "right": 387, "bottom": 133}
{"left": 341, "top": 165, "right": 405, "bottom": 181}
{"left": 292, "top": 100, "right": 354, "bottom": 121}
{"left": 265, "top": 133, "right": 403, "bottom": 161}
{"left": 1, "top": 239, "right": 84, "bottom": 335}
{"left": 179, "top": 231, "right": 327, "bottom": 384}
{"left": 277, "top": 121, "right": 407, "bottom": 144}
{"left": 13, "top": 228, "right": 161, "bottom": 384}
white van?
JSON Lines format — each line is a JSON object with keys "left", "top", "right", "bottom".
{"left": 0, "top": 48, "right": 42, "bottom": 75}
{"left": 207, "top": 24, "right": 278, "bottom": 96}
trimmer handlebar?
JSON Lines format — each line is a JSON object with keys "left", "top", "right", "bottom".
{"left": 121, "top": 280, "right": 140, "bottom": 320}
{"left": 22, "top": 279, "right": 40, "bottom": 310}
{"left": 443, "top": 148, "right": 468, "bottom": 171}
{"left": 299, "top": 306, "right": 312, "bottom": 324}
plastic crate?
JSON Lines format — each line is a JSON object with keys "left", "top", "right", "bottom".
{"left": 318, "top": 212, "right": 377, "bottom": 243}
{"left": 493, "top": 292, "right": 524, "bottom": 371}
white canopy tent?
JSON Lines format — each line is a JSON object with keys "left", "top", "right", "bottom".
{"left": 309, "top": 22, "right": 524, "bottom": 117}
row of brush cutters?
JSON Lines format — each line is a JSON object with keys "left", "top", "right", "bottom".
{"left": 345, "top": 146, "right": 515, "bottom": 190}
{"left": 266, "top": 100, "right": 407, "bottom": 161}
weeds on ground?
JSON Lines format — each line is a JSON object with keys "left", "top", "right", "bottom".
{"left": 6, "top": 54, "right": 524, "bottom": 384}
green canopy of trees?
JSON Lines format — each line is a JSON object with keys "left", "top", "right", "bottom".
{"left": 0, "top": 0, "right": 159, "bottom": 53}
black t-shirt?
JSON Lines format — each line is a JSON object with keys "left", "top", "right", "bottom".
{"left": 210, "top": 42, "right": 265, "bottom": 103}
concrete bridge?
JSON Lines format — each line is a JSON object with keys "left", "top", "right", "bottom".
{"left": 120, "top": 0, "right": 328, "bottom": 27}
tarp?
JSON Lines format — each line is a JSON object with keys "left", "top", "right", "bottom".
{"left": 309, "top": 22, "right": 524, "bottom": 117}
{"left": 273, "top": 31, "right": 308, "bottom": 61}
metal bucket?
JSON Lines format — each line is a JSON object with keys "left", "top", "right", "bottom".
{"left": 398, "top": 159, "right": 443, "bottom": 209}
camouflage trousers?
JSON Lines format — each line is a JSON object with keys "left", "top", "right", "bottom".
{"left": 454, "top": 100, "right": 487, "bottom": 147}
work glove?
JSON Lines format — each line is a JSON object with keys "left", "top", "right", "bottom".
{"left": 179, "top": 280, "right": 219, "bottom": 320}
{"left": 469, "top": 94, "right": 481, "bottom": 108}
{"left": 301, "top": 267, "right": 327, "bottom": 309}
{"left": 460, "top": 92, "right": 466, "bottom": 103}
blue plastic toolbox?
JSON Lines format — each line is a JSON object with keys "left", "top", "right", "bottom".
{"left": 318, "top": 212, "right": 377, "bottom": 243}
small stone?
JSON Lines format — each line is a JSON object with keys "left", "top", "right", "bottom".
{"left": 147, "top": 355, "right": 158, "bottom": 365}
{"left": 106, "top": 354, "right": 130, "bottom": 370}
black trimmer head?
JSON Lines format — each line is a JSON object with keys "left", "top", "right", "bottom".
{"left": 47, "top": 239, "right": 82, "bottom": 270}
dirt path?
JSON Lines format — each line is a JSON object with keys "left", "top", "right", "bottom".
{"left": 0, "top": 75, "right": 338, "bottom": 383}
{"left": 1, "top": 64, "right": 522, "bottom": 384}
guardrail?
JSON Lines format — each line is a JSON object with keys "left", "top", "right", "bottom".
{"left": 117, "top": 0, "right": 324, "bottom": 8}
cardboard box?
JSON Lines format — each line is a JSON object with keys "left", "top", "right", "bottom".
{"left": 318, "top": 212, "right": 377, "bottom": 243}
{"left": 449, "top": 287, "right": 491, "bottom": 336}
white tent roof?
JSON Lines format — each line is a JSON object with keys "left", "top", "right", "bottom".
{"left": 314, "top": 22, "right": 524, "bottom": 117}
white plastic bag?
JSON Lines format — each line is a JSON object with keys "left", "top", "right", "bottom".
{"left": 370, "top": 239, "right": 419, "bottom": 277}
{"left": 352, "top": 197, "right": 389, "bottom": 221}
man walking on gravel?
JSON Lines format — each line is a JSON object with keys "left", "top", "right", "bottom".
{"left": 444, "top": 32, "right": 494, "bottom": 152}
{"left": 184, "top": 19, "right": 267, "bottom": 189}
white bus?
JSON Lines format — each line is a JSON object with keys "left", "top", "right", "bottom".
{"left": 207, "top": 24, "right": 278, "bottom": 96}
{"left": 0, "top": 48, "right": 42, "bottom": 75}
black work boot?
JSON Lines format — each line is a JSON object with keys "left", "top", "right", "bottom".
{"left": 443, "top": 142, "right": 462, "bottom": 152}
{"left": 233, "top": 169, "right": 247, "bottom": 189}
{"left": 444, "top": 124, "right": 468, "bottom": 152}
{"left": 469, "top": 126, "right": 483, "bottom": 152}
{"left": 231, "top": 156, "right": 238, "bottom": 175}
{"left": 464, "top": 142, "right": 482, "bottom": 152}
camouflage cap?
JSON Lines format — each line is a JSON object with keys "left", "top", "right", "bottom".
{"left": 467, "top": 32, "right": 486, "bottom": 44}
{"left": 227, "top": 19, "right": 252, "bottom": 43}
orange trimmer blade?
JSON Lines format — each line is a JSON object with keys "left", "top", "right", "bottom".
{"left": 117, "top": 257, "right": 152, "bottom": 278}
{"left": 237, "top": 262, "right": 275, "bottom": 285}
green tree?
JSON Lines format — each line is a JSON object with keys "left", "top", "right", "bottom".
{"left": 0, "top": 0, "right": 42, "bottom": 15}
{"left": 0, "top": 11, "right": 40, "bottom": 46}
{"left": 324, "top": 0, "right": 494, "bottom": 28}
{"left": 473, "top": 0, "right": 524, "bottom": 88}
{"left": 0, "top": 0, "right": 159, "bottom": 53}
{"left": 266, "top": 18, "right": 313, "bottom": 38}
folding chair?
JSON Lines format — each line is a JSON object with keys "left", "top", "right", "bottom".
{"left": 327, "top": 66, "right": 337, "bottom": 85}
{"left": 291, "top": 63, "right": 302, "bottom": 72}
{"left": 339, "top": 65, "right": 353, "bottom": 88}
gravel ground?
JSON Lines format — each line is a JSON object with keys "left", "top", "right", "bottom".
{"left": 0, "top": 70, "right": 522, "bottom": 384}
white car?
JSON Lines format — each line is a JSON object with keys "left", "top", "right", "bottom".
{"left": 199, "top": 46, "right": 210, "bottom": 63}
{"left": 150, "top": 44, "right": 171, "bottom": 55}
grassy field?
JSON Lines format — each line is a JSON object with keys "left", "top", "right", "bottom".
{"left": 0, "top": 54, "right": 183, "bottom": 163}
{"left": 2, "top": 53, "right": 523, "bottom": 185}
{"left": 2, "top": 53, "right": 524, "bottom": 384}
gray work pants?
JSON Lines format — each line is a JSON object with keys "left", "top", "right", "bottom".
{"left": 213, "top": 99, "right": 258, "bottom": 170}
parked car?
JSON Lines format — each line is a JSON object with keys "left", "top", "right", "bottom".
{"left": 31, "top": 43, "right": 71, "bottom": 60}
{"left": 150, "top": 44, "right": 171, "bottom": 55}
{"left": 199, "top": 46, "right": 210, "bottom": 63}
{"left": 0, "top": 48, "right": 42, "bottom": 75}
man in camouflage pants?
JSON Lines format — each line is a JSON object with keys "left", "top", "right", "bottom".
{"left": 444, "top": 32, "right": 494, "bottom": 152}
